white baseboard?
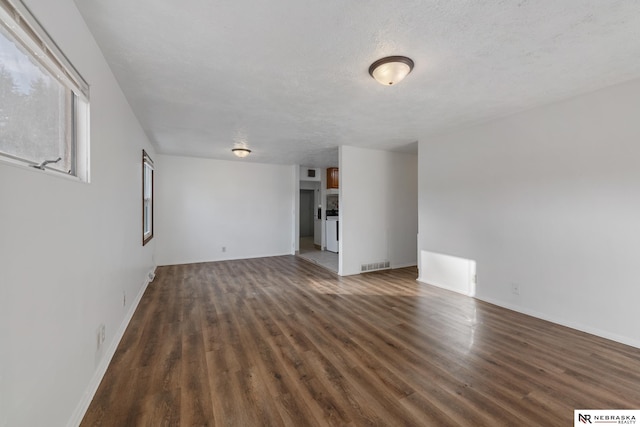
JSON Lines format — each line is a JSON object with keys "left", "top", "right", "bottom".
{"left": 66, "top": 266, "right": 156, "bottom": 427}
{"left": 475, "top": 295, "right": 640, "bottom": 350}
{"left": 158, "top": 252, "right": 293, "bottom": 267}
{"left": 417, "top": 276, "right": 474, "bottom": 297}
{"left": 391, "top": 261, "right": 417, "bottom": 269}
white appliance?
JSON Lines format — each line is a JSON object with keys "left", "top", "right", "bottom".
{"left": 326, "top": 216, "right": 339, "bottom": 253}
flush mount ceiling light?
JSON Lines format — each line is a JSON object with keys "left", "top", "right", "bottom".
{"left": 369, "top": 56, "right": 414, "bottom": 86}
{"left": 232, "top": 148, "right": 251, "bottom": 158}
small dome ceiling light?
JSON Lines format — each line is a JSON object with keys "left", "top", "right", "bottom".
{"left": 369, "top": 56, "right": 414, "bottom": 86}
{"left": 232, "top": 148, "right": 251, "bottom": 158}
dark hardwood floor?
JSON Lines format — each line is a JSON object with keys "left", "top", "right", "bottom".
{"left": 81, "top": 255, "right": 640, "bottom": 426}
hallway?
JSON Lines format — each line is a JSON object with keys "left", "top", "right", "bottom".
{"left": 297, "top": 236, "right": 338, "bottom": 273}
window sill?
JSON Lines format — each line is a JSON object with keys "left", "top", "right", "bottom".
{"left": 0, "top": 155, "right": 86, "bottom": 184}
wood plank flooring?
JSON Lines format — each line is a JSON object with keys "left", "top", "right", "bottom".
{"left": 81, "top": 255, "right": 640, "bottom": 426}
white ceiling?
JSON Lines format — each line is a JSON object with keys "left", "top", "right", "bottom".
{"left": 73, "top": 0, "right": 640, "bottom": 167}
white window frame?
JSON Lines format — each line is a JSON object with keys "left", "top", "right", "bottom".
{"left": 0, "top": 0, "right": 90, "bottom": 181}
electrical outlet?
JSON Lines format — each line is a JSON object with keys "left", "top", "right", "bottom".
{"left": 123, "top": 291, "right": 126, "bottom": 307}
{"left": 222, "top": 246, "right": 226, "bottom": 253}
{"left": 100, "top": 324, "right": 105, "bottom": 343}
{"left": 511, "top": 283, "right": 520, "bottom": 295}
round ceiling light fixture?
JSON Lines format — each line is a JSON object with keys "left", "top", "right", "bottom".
{"left": 368, "top": 56, "right": 414, "bottom": 86}
{"left": 232, "top": 148, "right": 251, "bottom": 158}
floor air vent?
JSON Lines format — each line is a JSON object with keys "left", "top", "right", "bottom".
{"left": 361, "top": 261, "right": 391, "bottom": 272}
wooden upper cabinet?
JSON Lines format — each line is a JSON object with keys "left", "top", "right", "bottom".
{"left": 327, "top": 167, "right": 339, "bottom": 189}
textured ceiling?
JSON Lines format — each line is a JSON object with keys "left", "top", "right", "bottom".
{"left": 73, "top": 0, "right": 640, "bottom": 167}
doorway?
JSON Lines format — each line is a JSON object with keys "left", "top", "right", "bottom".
{"left": 299, "top": 189, "right": 314, "bottom": 238}
{"left": 297, "top": 187, "right": 338, "bottom": 274}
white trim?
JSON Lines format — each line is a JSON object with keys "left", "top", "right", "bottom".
{"left": 0, "top": 155, "right": 84, "bottom": 183}
{"left": 0, "top": 0, "right": 89, "bottom": 99}
{"left": 65, "top": 266, "right": 156, "bottom": 427}
{"left": 417, "top": 276, "right": 475, "bottom": 297}
{"left": 474, "top": 295, "right": 640, "bottom": 350}
{"left": 157, "top": 252, "right": 294, "bottom": 267}
{"left": 0, "top": 0, "right": 91, "bottom": 182}
{"left": 75, "top": 101, "right": 91, "bottom": 183}
{"left": 416, "top": 279, "right": 640, "bottom": 348}
{"left": 418, "top": 250, "right": 476, "bottom": 296}
{"left": 391, "top": 261, "right": 417, "bottom": 269}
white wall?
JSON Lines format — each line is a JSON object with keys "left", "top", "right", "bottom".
{"left": 0, "top": 0, "right": 156, "bottom": 426}
{"left": 340, "top": 146, "right": 418, "bottom": 276}
{"left": 299, "top": 167, "right": 321, "bottom": 182}
{"left": 156, "top": 155, "right": 296, "bottom": 265}
{"left": 418, "top": 78, "right": 640, "bottom": 348}
{"left": 418, "top": 250, "right": 477, "bottom": 296}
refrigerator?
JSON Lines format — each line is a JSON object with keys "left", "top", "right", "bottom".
{"left": 326, "top": 217, "right": 339, "bottom": 253}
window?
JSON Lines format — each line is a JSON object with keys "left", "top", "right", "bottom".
{"left": 142, "top": 150, "right": 154, "bottom": 245}
{"left": 0, "top": 0, "right": 89, "bottom": 180}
